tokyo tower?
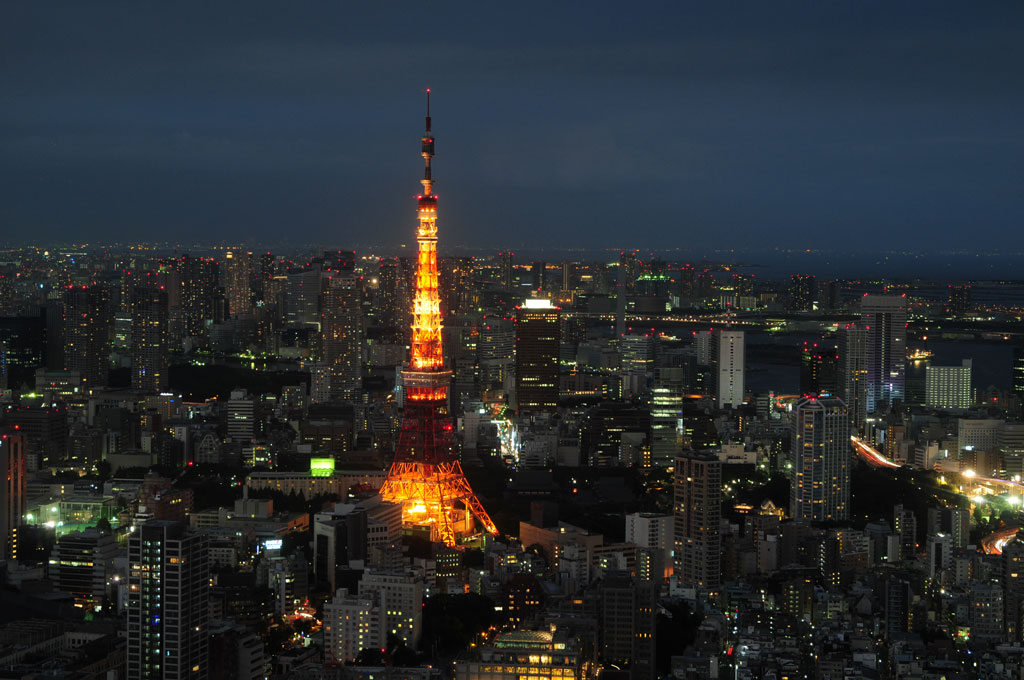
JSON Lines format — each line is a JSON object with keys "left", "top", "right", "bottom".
{"left": 378, "top": 91, "right": 498, "bottom": 547}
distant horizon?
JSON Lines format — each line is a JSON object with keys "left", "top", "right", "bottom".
{"left": 4, "top": 241, "right": 1024, "bottom": 281}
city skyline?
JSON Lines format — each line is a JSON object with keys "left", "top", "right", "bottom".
{"left": 4, "top": 3, "right": 1024, "bottom": 252}
{"left": 3, "top": 5, "right": 1024, "bottom": 678}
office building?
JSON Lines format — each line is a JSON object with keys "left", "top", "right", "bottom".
{"left": 323, "top": 588, "right": 385, "bottom": 665}
{"left": 226, "top": 389, "right": 255, "bottom": 443}
{"left": 1, "top": 432, "right": 25, "bottom": 561}
{"left": 674, "top": 451, "right": 721, "bottom": 589}
{"left": 48, "top": 527, "right": 119, "bottom": 607}
{"left": 925, "top": 360, "right": 972, "bottom": 410}
{"left": 515, "top": 299, "right": 560, "bottom": 415}
{"left": 358, "top": 570, "right": 423, "bottom": 648}
{"left": 790, "top": 396, "right": 850, "bottom": 522}
{"left": 454, "top": 629, "right": 583, "bottom": 680}
{"left": 958, "top": 418, "right": 1002, "bottom": 459}
{"left": 860, "top": 295, "right": 907, "bottom": 412}
{"left": 128, "top": 520, "right": 210, "bottom": 679}
{"left": 131, "top": 286, "right": 169, "bottom": 393}
{"left": 478, "top": 319, "right": 515, "bottom": 392}
{"left": 599, "top": 573, "right": 657, "bottom": 680}
{"left": 711, "top": 330, "right": 744, "bottom": 409}
{"left": 650, "top": 367, "right": 685, "bottom": 468}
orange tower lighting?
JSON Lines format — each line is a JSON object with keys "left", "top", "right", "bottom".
{"left": 378, "top": 91, "right": 498, "bottom": 547}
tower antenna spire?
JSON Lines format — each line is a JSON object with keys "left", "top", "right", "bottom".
{"left": 425, "top": 88, "right": 431, "bottom": 132}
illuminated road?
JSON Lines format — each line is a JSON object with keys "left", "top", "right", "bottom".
{"left": 982, "top": 526, "right": 1020, "bottom": 555}
{"left": 851, "top": 438, "right": 1024, "bottom": 555}
{"left": 851, "top": 436, "right": 902, "bottom": 469}
{"left": 851, "top": 436, "right": 1024, "bottom": 493}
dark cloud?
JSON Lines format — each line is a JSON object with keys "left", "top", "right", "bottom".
{"left": 2, "top": 1, "right": 1023, "bottom": 253}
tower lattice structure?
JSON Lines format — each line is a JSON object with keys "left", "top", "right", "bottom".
{"left": 378, "top": 92, "right": 498, "bottom": 547}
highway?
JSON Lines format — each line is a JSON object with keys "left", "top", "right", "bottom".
{"left": 982, "top": 526, "right": 1020, "bottom": 555}
{"left": 851, "top": 436, "right": 902, "bottom": 469}
{"left": 851, "top": 436, "right": 1024, "bottom": 493}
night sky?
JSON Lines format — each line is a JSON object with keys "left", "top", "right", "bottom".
{"left": 3, "top": 2, "right": 1023, "bottom": 255}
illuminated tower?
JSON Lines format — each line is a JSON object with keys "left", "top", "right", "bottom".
{"left": 378, "top": 92, "right": 497, "bottom": 547}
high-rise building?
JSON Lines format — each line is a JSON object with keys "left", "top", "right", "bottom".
{"left": 224, "top": 250, "right": 253, "bottom": 318}
{"left": 377, "top": 93, "right": 496, "bottom": 548}
{"left": 789, "top": 274, "right": 817, "bottom": 311}
{"left": 63, "top": 285, "right": 109, "bottom": 387}
{"left": 1, "top": 432, "right": 25, "bottom": 561}
{"left": 861, "top": 295, "right": 907, "bottom": 412}
{"left": 478, "top": 319, "right": 514, "bottom": 392}
{"left": 128, "top": 520, "right": 210, "bottom": 679}
{"left": 286, "top": 268, "right": 322, "bottom": 329}
{"left": 799, "top": 342, "right": 838, "bottom": 396}
{"left": 790, "top": 396, "right": 850, "bottom": 522}
{"left": 650, "top": 367, "right": 685, "bottom": 468}
{"left": 515, "top": 299, "right": 561, "bottom": 415}
{"left": 838, "top": 323, "right": 869, "bottom": 433}
{"left": 498, "top": 251, "right": 514, "bottom": 292}
{"left": 711, "top": 330, "right": 744, "bottom": 409}
{"left": 530, "top": 261, "right": 546, "bottom": 292}
{"left": 619, "top": 251, "right": 641, "bottom": 296}
{"left": 177, "top": 256, "right": 220, "bottom": 340}
{"left": 946, "top": 284, "right": 972, "bottom": 318}
{"left": 321, "top": 272, "right": 363, "bottom": 400}
{"left": 925, "top": 359, "right": 972, "bottom": 410}
{"left": 674, "top": 451, "right": 721, "bottom": 590}
{"left": 131, "top": 286, "right": 169, "bottom": 393}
